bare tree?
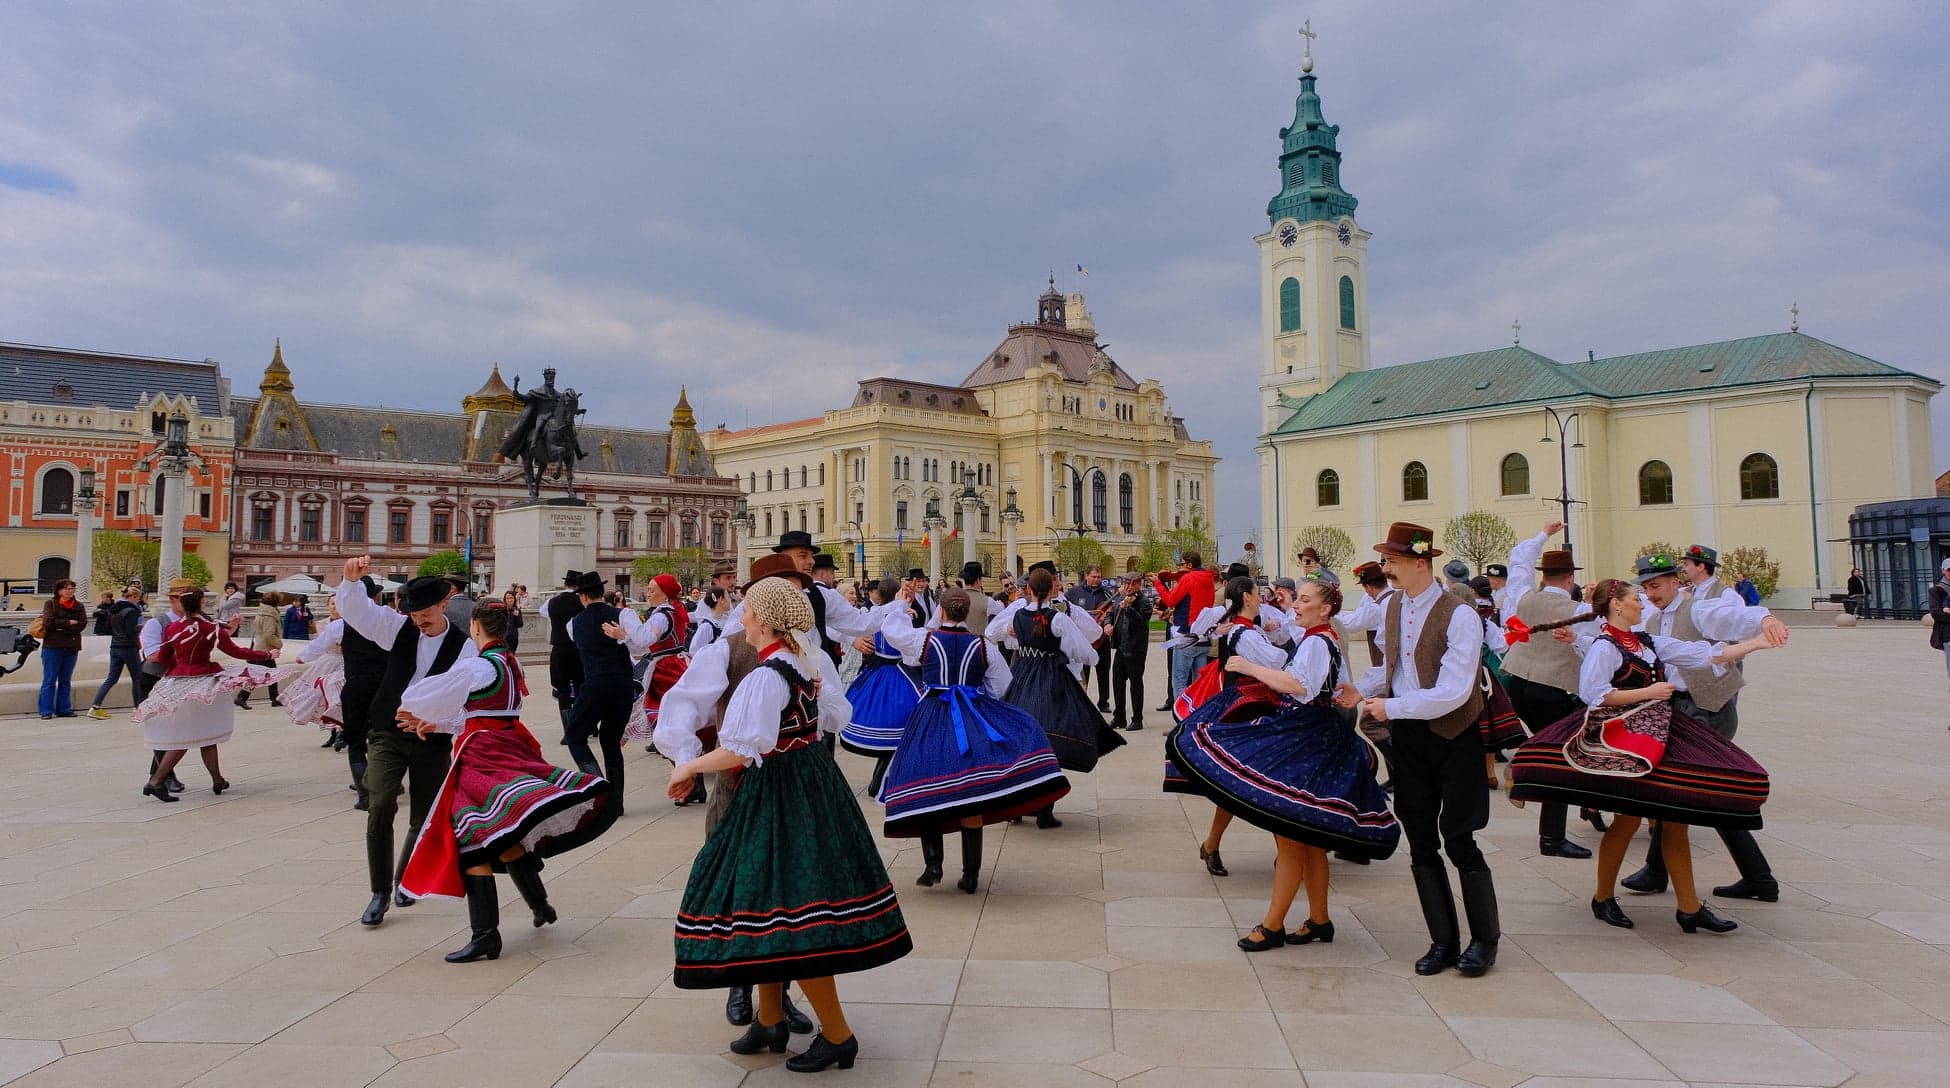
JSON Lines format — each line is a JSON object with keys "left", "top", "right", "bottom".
{"left": 1443, "top": 511, "right": 1518, "bottom": 574}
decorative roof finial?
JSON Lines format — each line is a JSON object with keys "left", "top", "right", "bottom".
{"left": 1299, "top": 19, "right": 1316, "bottom": 75}
{"left": 1511, "top": 318, "right": 1522, "bottom": 346}
{"left": 1789, "top": 301, "right": 1799, "bottom": 333}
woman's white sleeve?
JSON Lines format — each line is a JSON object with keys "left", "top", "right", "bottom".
{"left": 298, "top": 620, "right": 344, "bottom": 663}
{"left": 653, "top": 639, "right": 730, "bottom": 764}
{"left": 984, "top": 600, "right": 1021, "bottom": 645}
{"left": 1281, "top": 637, "right": 1333, "bottom": 701}
{"left": 1232, "top": 627, "right": 1289, "bottom": 669}
{"left": 982, "top": 645, "right": 1013, "bottom": 696}
{"left": 877, "top": 608, "right": 931, "bottom": 663}
{"left": 1052, "top": 612, "right": 1097, "bottom": 666}
{"left": 399, "top": 657, "right": 499, "bottom": 734}
{"left": 1649, "top": 634, "right": 1726, "bottom": 674}
{"left": 1576, "top": 640, "right": 1624, "bottom": 707}
{"left": 717, "top": 665, "right": 790, "bottom": 765}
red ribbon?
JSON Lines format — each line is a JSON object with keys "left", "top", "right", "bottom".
{"left": 1504, "top": 617, "right": 1532, "bottom": 645}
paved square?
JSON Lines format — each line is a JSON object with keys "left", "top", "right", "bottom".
{"left": 2, "top": 624, "right": 1946, "bottom": 1086}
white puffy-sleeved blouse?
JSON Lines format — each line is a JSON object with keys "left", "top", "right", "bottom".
{"left": 397, "top": 656, "right": 505, "bottom": 734}
{"left": 716, "top": 648, "right": 852, "bottom": 766}
{"left": 1575, "top": 632, "right": 1724, "bottom": 708}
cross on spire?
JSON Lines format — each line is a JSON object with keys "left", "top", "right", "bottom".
{"left": 1299, "top": 19, "right": 1317, "bottom": 74}
{"left": 1511, "top": 319, "right": 1522, "bottom": 346}
{"left": 1789, "top": 301, "right": 1799, "bottom": 333}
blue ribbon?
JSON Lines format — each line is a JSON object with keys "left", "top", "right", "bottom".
{"left": 931, "top": 685, "right": 1006, "bottom": 755}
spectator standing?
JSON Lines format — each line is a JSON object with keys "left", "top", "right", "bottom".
{"left": 1845, "top": 568, "right": 1868, "bottom": 616}
{"left": 87, "top": 586, "right": 147, "bottom": 718}
{"left": 91, "top": 591, "right": 116, "bottom": 635}
{"left": 283, "top": 595, "right": 316, "bottom": 640}
{"left": 502, "top": 589, "right": 525, "bottom": 652}
{"left": 216, "top": 582, "right": 247, "bottom": 635}
{"left": 1105, "top": 572, "right": 1152, "bottom": 731}
{"left": 235, "top": 595, "right": 284, "bottom": 708}
{"left": 1930, "top": 559, "right": 1950, "bottom": 705}
{"left": 36, "top": 580, "right": 89, "bottom": 718}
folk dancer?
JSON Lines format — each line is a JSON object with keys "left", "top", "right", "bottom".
{"left": 544, "top": 570, "right": 586, "bottom": 743}
{"left": 563, "top": 572, "right": 635, "bottom": 813}
{"left": 133, "top": 587, "right": 285, "bottom": 800}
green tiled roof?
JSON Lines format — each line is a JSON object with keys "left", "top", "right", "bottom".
{"left": 1271, "top": 333, "right": 1936, "bottom": 435}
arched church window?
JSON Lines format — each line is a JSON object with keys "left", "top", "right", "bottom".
{"left": 1401, "top": 461, "right": 1428, "bottom": 502}
{"left": 1739, "top": 453, "right": 1779, "bottom": 501}
{"left": 1118, "top": 474, "right": 1134, "bottom": 533}
{"left": 38, "top": 466, "right": 74, "bottom": 515}
{"left": 1279, "top": 278, "right": 1301, "bottom": 333}
{"left": 1316, "top": 469, "right": 1340, "bottom": 508}
{"left": 1091, "top": 472, "right": 1108, "bottom": 533}
{"left": 1638, "top": 461, "right": 1674, "bottom": 506}
{"left": 1499, "top": 453, "right": 1530, "bottom": 497}
{"left": 1338, "top": 276, "right": 1357, "bottom": 330}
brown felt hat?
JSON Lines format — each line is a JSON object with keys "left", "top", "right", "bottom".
{"left": 1373, "top": 522, "right": 1441, "bottom": 559}
{"left": 742, "top": 553, "right": 812, "bottom": 592}
{"left": 1538, "top": 549, "right": 1581, "bottom": 573}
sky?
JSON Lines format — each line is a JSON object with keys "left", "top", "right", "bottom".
{"left": 3, "top": 1, "right": 1946, "bottom": 559}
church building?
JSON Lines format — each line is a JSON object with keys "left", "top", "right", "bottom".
{"left": 1255, "top": 50, "right": 1939, "bottom": 602}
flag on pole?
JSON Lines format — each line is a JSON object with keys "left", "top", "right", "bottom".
{"left": 920, "top": 532, "right": 930, "bottom": 548}
{"left": 947, "top": 526, "right": 960, "bottom": 540}
{"left": 1076, "top": 264, "right": 1090, "bottom": 276}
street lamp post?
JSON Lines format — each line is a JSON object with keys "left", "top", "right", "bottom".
{"left": 1055, "top": 461, "right": 1095, "bottom": 577}
{"left": 1539, "top": 406, "right": 1585, "bottom": 555}
{"left": 957, "top": 471, "right": 980, "bottom": 569}
{"left": 73, "top": 467, "right": 98, "bottom": 603}
{"left": 134, "top": 412, "right": 203, "bottom": 590}
{"left": 1001, "top": 487, "right": 1023, "bottom": 577}
{"left": 840, "top": 520, "right": 863, "bottom": 580}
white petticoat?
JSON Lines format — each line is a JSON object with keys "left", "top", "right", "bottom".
{"left": 135, "top": 665, "right": 293, "bottom": 750}
{"left": 283, "top": 655, "right": 347, "bottom": 730}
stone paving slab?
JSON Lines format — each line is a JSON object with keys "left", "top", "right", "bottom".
{"left": 0, "top": 625, "right": 1946, "bottom": 1086}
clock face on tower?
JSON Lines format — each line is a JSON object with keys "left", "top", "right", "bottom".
{"left": 1278, "top": 223, "right": 1298, "bottom": 248}
{"left": 1337, "top": 223, "right": 1352, "bottom": 246}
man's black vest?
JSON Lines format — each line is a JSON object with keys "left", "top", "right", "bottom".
{"left": 367, "top": 620, "right": 470, "bottom": 735}
{"left": 572, "top": 602, "right": 633, "bottom": 681}
{"left": 546, "top": 592, "right": 584, "bottom": 648}
{"left": 342, "top": 624, "right": 390, "bottom": 683}
{"left": 806, "top": 586, "right": 841, "bottom": 663}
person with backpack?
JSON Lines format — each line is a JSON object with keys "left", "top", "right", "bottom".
{"left": 86, "top": 586, "right": 148, "bottom": 719}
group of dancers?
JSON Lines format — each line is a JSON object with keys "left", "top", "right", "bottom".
{"left": 118, "top": 516, "right": 1793, "bottom": 1074}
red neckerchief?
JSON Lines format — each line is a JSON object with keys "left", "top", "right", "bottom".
{"left": 1603, "top": 624, "right": 1643, "bottom": 654}
{"left": 757, "top": 639, "right": 791, "bottom": 660}
{"left": 1303, "top": 623, "right": 1337, "bottom": 640}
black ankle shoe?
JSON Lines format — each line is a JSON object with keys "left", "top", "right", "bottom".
{"left": 1237, "top": 925, "right": 1287, "bottom": 952}
{"left": 1711, "top": 878, "right": 1780, "bottom": 902}
{"left": 1199, "top": 844, "right": 1228, "bottom": 877}
{"left": 1540, "top": 837, "right": 1592, "bottom": 860}
{"left": 957, "top": 871, "right": 979, "bottom": 894}
{"left": 1676, "top": 903, "right": 1738, "bottom": 934}
{"left": 166, "top": 774, "right": 185, "bottom": 793}
{"left": 142, "top": 783, "right": 180, "bottom": 803}
{"left": 395, "top": 889, "right": 413, "bottom": 908}
{"left": 1415, "top": 942, "right": 1459, "bottom": 976}
{"left": 1591, "top": 897, "right": 1634, "bottom": 929}
{"left": 1457, "top": 939, "right": 1498, "bottom": 977}
{"left": 1582, "top": 808, "right": 1609, "bottom": 832}
{"left": 1035, "top": 810, "right": 1062, "bottom": 829}
{"left": 729, "top": 1020, "right": 788, "bottom": 1055}
{"left": 916, "top": 865, "right": 942, "bottom": 887}
{"left": 1620, "top": 865, "right": 1668, "bottom": 895}
{"left": 211, "top": 777, "right": 229, "bottom": 796}
{"left": 360, "top": 893, "right": 389, "bottom": 926}
{"left": 444, "top": 928, "right": 501, "bottom": 963}
{"left": 781, "top": 991, "right": 815, "bottom": 1034}
{"left": 785, "top": 1033, "right": 858, "bottom": 1073}
{"left": 1290, "top": 919, "right": 1335, "bottom": 944}
{"left": 725, "top": 986, "right": 753, "bottom": 1026}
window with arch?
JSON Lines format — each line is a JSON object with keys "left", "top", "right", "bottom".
{"left": 1118, "top": 473, "right": 1135, "bottom": 532}
{"left": 1638, "top": 460, "right": 1674, "bottom": 505}
{"left": 1739, "top": 452, "right": 1780, "bottom": 501}
{"left": 1278, "top": 277, "right": 1301, "bottom": 333}
{"left": 37, "top": 466, "right": 74, "bottom": 515}
{"left": 1338, "top": 275, "right": 1356, "bottom": 330}
{"left": 747, "top": 472, "right": 756, "bottom": 492}
{"left": 798, "top": 465, "right": 807, "bottom": 488}
{"left": 1316, "top": 468, "right": 1340, "bottom": 507}
{"left": 681, "top": 516, "right": 697, "bottom": 548}
{"left": 1499, "top": 453, "right": 1530, "bottom": 497}
{"left": 710, "top": 518, "right": 726, "bottom": 551}
{"left": 1402, "top": 461, "right": 1429, "bottom": 502}
{"left": 764, "top": 470, "right": 773, "bottom": 491}
{"left": 1091, "top": 471, "right": 1108, "bottom": 532}
{"left": 36, "top": 556, "right": 70, "bottom": 594}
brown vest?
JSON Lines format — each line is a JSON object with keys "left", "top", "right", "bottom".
{"left": 1382, "top": 588, "right": 1487, "bottom": 740}
{"left": 702, "top": 630, "right": 762, "bottom": 748}
{"left": 1499, "top": 588, "right": 1582, "bottom": 693}
{"left": 1644, "top": 594, "right": 1744, "bottom": 712}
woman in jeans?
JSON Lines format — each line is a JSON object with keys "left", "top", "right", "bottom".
{"left": 37, "top": 579, "right": 89, "bottom": 719}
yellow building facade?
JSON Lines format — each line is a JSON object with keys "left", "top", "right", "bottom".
{"left": 1253, "top": 61, "right": 1939, "bottom": 602}
{"left": 706, "top": 285, "right": 1218, "bottom": 580}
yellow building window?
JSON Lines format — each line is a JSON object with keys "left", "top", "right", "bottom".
{"left": 1402, "top": 461, "right": 1428, "bottom": 502}
{"left": 1739, "top": 453, "right": 1779, "bottom": 500}
{"left": 1499, "top": 453, "right": 1529, "bottom": 496}
{"left": 1316, "top": 468, "right": 1340, "bottom": 507}
{"left": 1638, "top": 461, "right": 1674, "bottom": 506}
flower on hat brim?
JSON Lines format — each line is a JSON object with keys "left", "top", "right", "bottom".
{"left": 1409, "top": 539, "right": 1430, "bottom": 555}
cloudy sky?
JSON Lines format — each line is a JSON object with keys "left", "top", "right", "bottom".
{"left": 4, "top": 2, "right": 1945, "bottom": 555}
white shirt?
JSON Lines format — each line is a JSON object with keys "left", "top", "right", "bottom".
{"left": 983, "top": 601, "right": 1096, "bottom": 667}
{"left": 333, "top": 577, "right": 479, "bottom": 682}
{"left": 1685, "top": 576, "right": 1773, "bottom": 642}
{"left": 1576, "top": 632, "right": 1724, "bottom": 707}
{"left": 1498, "top": 531, "right": 1553, "bottom": 621}
{"left": 1337, "top": 587, "right": 1390, "bottom": 635}
{"left": 688, "top": 613, "right": 727, "bottom": 656}
{"left": 877, "top": 615, "right": 1014, "bottom": 697}
{"left": 139, "top": 607, "right": 185, "bottom": 660}
{"left": 1213, "top": 622, "right": 1289, "bottom": 670}
{"left": 652, "top": 637, "right": 848, "bottom": 764}
{"left": 398, "top": 656, "right": 504, "bottom": 734}
{"left": 716, "top": 649, "right": 852, "bottom": 766}
{"left": 617, "top": 605, "right": 674, "bottom": 654}
{"left": 1353, "top": 581, "right": 1482, "bottom": 722}
{"left": 298, "top": 619, "right": 344, "bottom": 663}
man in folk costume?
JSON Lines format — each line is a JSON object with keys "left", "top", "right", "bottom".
{"left": 1333, "top": 562, "right": 1396, "bottom": 786}
{"left": 773, "top": 530, "right": 874, "bottom": 665}
{"left": 336, "top": 557, "right": 480, "bottom": 927}
{"left": 1622, "top": 544, "right": 1790, "bottom": 901}
{"left": 810, "top": 552, "right": 839, "bottom": 588}
{"left": 903, "top": 568, "right": 936, "bottom": 629}
{"left": 544, "top": 570, "right": 586, "bottom": 742}
{"left": 1497, "top": 522, "right": 1600, "bottom": 860}
{"left": 653, "top": 552, "right": 821, "bottom": 1036}
{"left": 564, "top": 571, "right": 635, "bottom": 813}
{"left": 1354, "top": 523, "right": 1500, "bottom": 978}
{"left": 958, "top": 561, "right": 998, "bottom": 632}
{"left": 337, "top": 575, "right": 390, "bottom": 812}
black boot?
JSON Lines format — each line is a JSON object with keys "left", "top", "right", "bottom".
{"left": 728, "top": 1019, "right": 788, "bottom": 1055}
{"left": 785, "top": 1033, "right": 859, "bottom": 1073}
{"left": 1621, "top": 823, "right": 1669, "bottom": 894}
{"left": 444, "top": 873, "right": 502, "bottom": 963}
{"left": 1456, "top": 869, "right": 1500, "bottom": 978}
{"left": 1712, "top": 829, "right": 1780, "bottom": 902}
{"left": 321, "top": 729, "right": 339, "bottom": 749}
{"left": 393, "top": 841, "right": 415, "bottom": 908}
{"left": 866, "top": 755, "right": 889, "bottom": 798}
{"left": 603, "top": 757, "right": 626, "bottom": 817}
{"left": 957, "top": 827, "right": 983, "bottom": 894}
{"left": 349, "top": 759, "right": 370, "bottom": 812}
{"left": 1410, "top": 864, "right": 1460, "bottom": 976}
{"left": 725, "top": 985, "right": 753, "bottom": 1026}
{"left": 362, "top": 834, "right": 393, "bottom": 926}
{"left": 1035, "top": 805, "right": 1062, "bottom": 830}
{"left": 916, "top": 832, "right": 944, "bottom": 887}
{"left": 506, "top": 855, "right": 557, "bottom": 927}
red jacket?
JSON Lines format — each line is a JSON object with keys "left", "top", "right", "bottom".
{"left": 156, "top": 615, "right": 276, "bottom": 677}
{"left": 1156, "top": 568, "right": 1215, "bottom": 631}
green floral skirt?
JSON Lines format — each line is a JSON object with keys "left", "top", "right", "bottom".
{"left": 673, "top": 741, "right": 913, "bottom": 988}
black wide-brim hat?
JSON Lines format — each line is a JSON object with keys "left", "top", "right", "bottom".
{"left": 959, "top": 561, "right": 984, "bottom": 583}
{"left": 1026, "top": 560, "right": 1057, "bottom": 576}
{"left": 811, "top": 552, "right": 837, "bottom": 570}
{"left": 772, "top": 530, "right": 816, "bottom": 553}
{"left": 905, "top": 568, "right": 928, "bottom": 580}
{"left": 400, "top": 576, "right": 451, "bottom": 612}
{"left": 562, "top": 569, "right": 584, "bottom": 586}
{"left": 575, "top": 571, "right": 606, "bottom": 597}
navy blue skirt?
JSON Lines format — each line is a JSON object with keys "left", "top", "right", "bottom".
{"left": 879, "top": 688, "right": 1070, "bottom": 837}
{"left": 1162, "top": 683, "right": 1282, "bottom": 794}
{"left": 841, "top": 660, "right": 922, "bottom": 756}
{"left": 1166, "top": 700, "right": 1400, "bottom": 861}
{"left": 1002, "top": 656, "right": 1125, "bottom": 773}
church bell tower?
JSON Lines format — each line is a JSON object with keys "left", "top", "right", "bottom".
{"left": 1257, "top": 29, "right": 1371, "bottom": 433}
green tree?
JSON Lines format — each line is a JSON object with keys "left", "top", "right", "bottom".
{"left": 1291, "top": 525, "right": 1355, "bottom": 572}
{"left": 1054, "top": 535, "right": 1110, "bottom": 580}
{"left": 417, "top": 551, "right": 470, "bottom": 579}
{"left": 1443, "top": 511, "right": 1518, "bottom": 573}
{"left": 1136, "top": 525, "right": 1178, "bottom": 575}
{"left": 1166, "top": 508, "right": 1218, "bottom": 566}
{"left": 180, "top": 553, "right": 213, "bottom": 589}
{"left": 93, "top": 530, "right": 158, "bottom": 588}
{"left": 878, "top": 546, "right": 923, "bottom": 579}
{"left": 1721, "top": 546, "right": 1782, "bottom": 599}
{"left": 633, "top": 547, "right": 715, "bottom": 592}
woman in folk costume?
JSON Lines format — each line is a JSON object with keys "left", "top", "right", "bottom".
{"left": 620, "top": 573, "right": 692, "bottom": 725}
{"left": 840, "top": 576, "right": 925, "bottom": 799}
{"left": 285, "top": 594, "right": 349, "bottom": 749}
{"left": 877, "top": 588, "right": 1070, "bottom": 893}
{"left": 1163, "top": 576, "right": 1290, "bottom": 878}
{"left": 1459, "top": 580, "right": 1527, "bottom": 789}
{"left": 667, "top": 577, "right": 912, "bottom": 1073}
{"left": 688, "top": 586, "right": 732, "bottom": 656}
{"left": 1507, "top": 571, "right": 1776, "bottom": 934}
{"left": 134, "top": 588, "right": 288, "bottom": 801}
{"left": 988, "top": 565, "right": 1124, "bottom": 807}
{"left": 394, "top": 600, "right": 614, "bottom": 963}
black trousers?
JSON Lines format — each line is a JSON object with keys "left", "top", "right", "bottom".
{"left": 549, "top": 643, "right": 584, "bottom": 724}
{"left": 1110, "top": 648, "right": 1146, "bottom": 725}
{"left": 565, "top": 673, "right": 634, "bottom": 799}
{"left": 1501, "top": 673, "right": 1582, "bottom": 841}
{"left": 1079, "top": 644, "right": 1111, "bottom": 706}
{"left": 1641, "top": 692, "right": 1771, "bottom": 884}
{"left": 1391, "top": 718, "right": 1490, "bottom": 872}
{"left": 364, "top": 728, "right": 452, "bottom": 892}
{"left": 340, "top": 676, "right": 381, "bottom": 776}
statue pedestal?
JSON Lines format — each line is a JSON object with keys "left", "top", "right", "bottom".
{"left": 493, "top": 500, "right": 596, "bottom": 595}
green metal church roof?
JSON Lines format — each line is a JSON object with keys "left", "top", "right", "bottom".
{"left": 1271, "top": 332, "right": 1936, "bottom": 435}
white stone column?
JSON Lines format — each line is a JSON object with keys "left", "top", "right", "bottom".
{"left": 1148, "top": 461, "right": 1160, "bottom": 527}
{"left": 73, "top": 491, "right": 97, "bottom": 604}
{"left": 735, "top": 516, "right": 754, "bottom": 583}
{"left": 158, "top": 466, "right": 187, "bottom": 588}
{"left": 1002, "top": 508, "right": 1021, "bottom": 578}
{"left": 925, "top": 515, "right": 947, "bottom": 585}
{"left": 960, "top": 493, "right": 979, "bottom": 569}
